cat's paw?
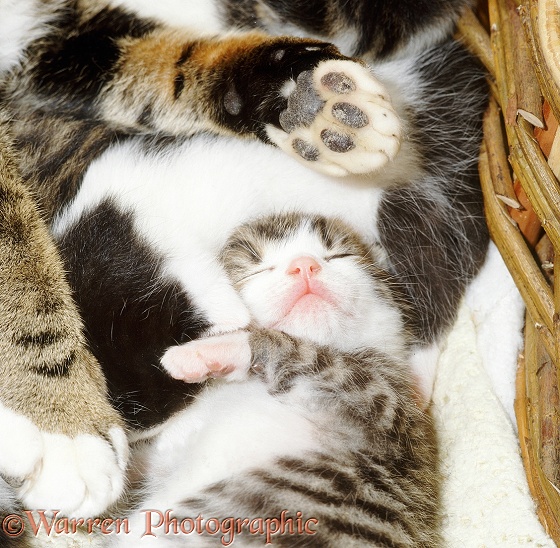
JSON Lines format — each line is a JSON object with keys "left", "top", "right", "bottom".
{"left": 0, "top": 402, "right": 128, "bottom": 517}
{"left": 161, "top": 331, "right": 251, "bottom": 383}
{"left": 266, "top": 59, "right": 402, "bottom": 176}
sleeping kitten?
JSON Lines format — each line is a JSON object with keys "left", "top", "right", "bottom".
{"left": 0, "top": 0, "right": 487, "bottom": 515}
{"left": 115, "top": 212, "right": 440, "bottom": 548}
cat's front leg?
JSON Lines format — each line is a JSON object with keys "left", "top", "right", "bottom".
{"left": 114, "top": 33, "right": 402, "bottom": 176}
{"left": 37, "top": 17, "right": 401, "bottom": 177}
{"left": 160, "top": 328, "right": 301, "bottom": 385}
{"left": 164, "top": 253, "right": 252, "bottom": 334}
{"left": 245, "top": 329, "right": 417, "bottom": 424}
{"left": 0, "top": 133, "right": 127, "bottom": 517}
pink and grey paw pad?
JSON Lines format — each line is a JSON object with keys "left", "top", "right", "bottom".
{"left": 267, "top": 59, "right": 402, "bottom": 177}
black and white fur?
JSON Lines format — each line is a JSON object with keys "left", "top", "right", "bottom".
{"left": 0, "top": 0, "right": 488, "bottom": 519}
{"left": 51, "top": 38, "right": 488, "bottom": 427}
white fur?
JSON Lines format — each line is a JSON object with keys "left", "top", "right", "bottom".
{"left": 112, "top": 379, "right": 320, "bottom": 546}
{"left": 0, "top": 402, "right": 128, "bottom": 518}
{"left": 0, "top": 0, "right": 64, "bottom": 74}
{"left": 108, "top": 0, "right": 223, "bottom": 34}
{"left": 150, "top": 380, "right": 319, "bottom": 490}
{"left": 394, "top": 18, "right": 457, "bottom": 61}
{"left": 409, "top": 341, "right": 442, "bottom": 403}
{"left": 0, "top": 402, "right": 43, "bottom": 479}
{"left": 164, "top": 252, "right": 252, "bottom": 334}
{"left": 52, "top": 135, "right": 392, "bottom": 333}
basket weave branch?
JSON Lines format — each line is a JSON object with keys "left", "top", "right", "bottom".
{"left": 458, "top": 0, "right": 560, "bottom": 540}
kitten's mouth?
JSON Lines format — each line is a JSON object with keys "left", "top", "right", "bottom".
{"left": 280, "top": 281, "right": 338, "bottom": 320}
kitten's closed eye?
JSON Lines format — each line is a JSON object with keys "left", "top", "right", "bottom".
{"left": 325, "top": 253, "right": 356, "bottom": 261}
{"left": 236, "top": 266, "right": 275, "bottom": 284}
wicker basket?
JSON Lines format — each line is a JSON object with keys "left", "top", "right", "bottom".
{"left": 458, "top": 0, "right": 560, "bottom": 541}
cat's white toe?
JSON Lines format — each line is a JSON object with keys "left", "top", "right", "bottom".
{"left": 0, "top": 403, "right": 128, "bottom": 517}
{"left": 21, "top": 430, "right": 127, "bottom": 517}
{"left": 0, "top": 404, "right": 43, "bottom": 481}
{"left": 267, "top": 59, "right": 402, "bottom": 177}
{"left": 160, "top": 344, "right": 213, "bottom": 382}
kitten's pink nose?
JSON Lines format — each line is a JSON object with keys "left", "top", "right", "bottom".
{"left": 287, "top": 256, "right": 321, "bottom": 279}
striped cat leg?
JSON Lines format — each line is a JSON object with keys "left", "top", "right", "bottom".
{"left": 10, "top": 2, "right": 401, "bottom": 176}
{"left": 101, "top": 33, "right": 402, "bottom": 176}
{"left": 0, "top": 129, "right": 127, "bottom": 517}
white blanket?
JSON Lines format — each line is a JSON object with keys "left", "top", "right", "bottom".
{"left": 433, "top": 243, "right": 555, "bottom": 547}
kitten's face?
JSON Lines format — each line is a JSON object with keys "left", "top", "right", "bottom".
{"left": 221, "top": 214, "right": 406, "bottom": 353}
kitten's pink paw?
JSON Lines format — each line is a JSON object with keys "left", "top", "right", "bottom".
{"left": 161, "top": 331, "right": 251, "bottom": 383}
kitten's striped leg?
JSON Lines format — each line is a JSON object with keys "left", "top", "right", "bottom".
{"left": 0, "top": 131, "right": 127, "bottom": 517}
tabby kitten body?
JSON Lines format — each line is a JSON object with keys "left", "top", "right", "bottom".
{"left": 0, "top": 0, "right": 487, "bottom": 516}
{"left": 115, "top": 213, "right": 439, "bottom": 547}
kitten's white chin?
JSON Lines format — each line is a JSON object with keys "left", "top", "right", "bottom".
{"left": 269, "top": 296, "right": 348, "bottom": 347}
{"left": 280, "top": 293, "right": 332, "bottom": 323}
